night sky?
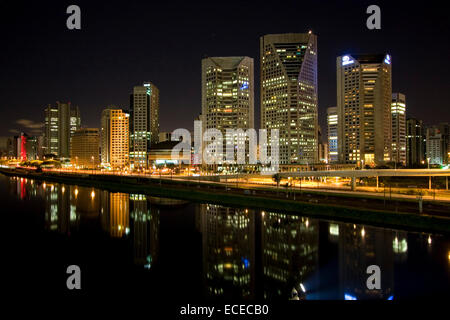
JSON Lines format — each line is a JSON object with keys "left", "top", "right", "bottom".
{"left": 0, "top": 0, "right": 449, "bottom": 138}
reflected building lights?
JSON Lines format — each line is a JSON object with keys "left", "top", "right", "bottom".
{"left": 261, "top": 213, "right": 318, "bottom": 300}
{"left": 200, "top": 204, "right": 255, "bottom": 299}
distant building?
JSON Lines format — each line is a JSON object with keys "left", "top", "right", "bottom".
{"left": 337, "top": 54, "right": 392, "bottom": 166}
{"left": 130, "top": 82, "right": 160, "bottom": 169}
{"left": 317, "top": 126, "right": 328, "bottom": 163}
{"left": 147, "top": 141, "right": 189, "bottom": 166}
{"left": 70, "top": 128, "right": 100, "bottom": 168}
{"left": 0, "top": 137, "right": 9, "bottom": 157}
{"left": 260, "top": 33, "right": 318, "bottom": 164}
{"left": 25, "top": 135, "right": 40, "bottom": 160}
{"left": 391, "top": 93, "right": 406, "bottom": 165}
{"left": 406, "top": 118, "right": 425, "bottom": 167}
{"left": 101, "top": 108, "right": 130, "bottom": 169}
{"left": 426, "top": 123, "right": 449, "bottom": 165}
{"left": 327, "top": 107, "right": 338, "bottom": 163}
{"left": 43, "top": 102, "right": 81, "bottom": 158}
{"left": 158, "top": 132, "right": 180, "bottom": 143}
{"left": 14, "top": 132, "right": 28, "bottom": 160}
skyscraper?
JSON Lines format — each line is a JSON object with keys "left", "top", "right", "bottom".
{"left": 101, "top": 108, "right": 130, "bottom": 169}
{"left": 391, "top": 93, "right": 406, "bottom": 165}
{"left": 43, "top": 102, "right": 81, "bottom": 158}
{"left": 130, "top": 82, "right": 159, "bottom": 169}
{"left": 70, "top": 128, "right": 100, "bottom": 168}
{"left": 260, "top": 32, "right": 318, "bottom": 164}
{"left": 201, "top": 56, "right": 254, "bottom": 163}
{"left": 327, "top": 107, "right": 338, "bottom": 163}
{"left": 337, "top": 54, "right": 392, "bottom": 166}
{"left": 406, "top": 118, "right": 425, "bottom": 167}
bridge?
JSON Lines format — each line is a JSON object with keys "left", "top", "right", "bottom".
{"left": 193, "top": 169, "right": 450, "bottom": 191}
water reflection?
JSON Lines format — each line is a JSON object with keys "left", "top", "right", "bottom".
{"left": 4, "top": 175, "right": 450, "bottom": 300}
{"left": 261, "top": 212, "right": 319, "bottom": 300}
{"left": 198, "top": 204, "right": 255, "bottom": 299}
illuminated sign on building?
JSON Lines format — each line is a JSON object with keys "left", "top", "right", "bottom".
{"left": 384, "top": 54, "right": 391, "bottom": 64}
{"left": 342, "top": 55, "right": 354, "bottom": 66}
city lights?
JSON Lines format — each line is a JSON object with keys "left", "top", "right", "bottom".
{"left": 0, "top": 3, "right": 448, "bottom": 306}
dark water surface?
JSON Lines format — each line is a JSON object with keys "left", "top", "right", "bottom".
{"left": 2, "top": 174, "right": 449, "bottom": 300}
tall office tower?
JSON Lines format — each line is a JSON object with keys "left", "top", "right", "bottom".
{"left": 260, "top": 32, "right": 318, "bottom": 164}
{"left": 406, "top": 118, "right": 425, "bottom": 167}
{"left": 391, "top": 93, "right": 406, "bottom": 165}
{"left": 130, "top": 82, "right": 159, "bottom": 169}
{"left": 70, "top": 128, "right": 100, "bottom": 168}
{"left": 337, "top": 54, "right": 392, "bottom": 166}
{"left": 201, "top": 56, "right": 254, "bottom": 163}
{"left": 43, "top": 102, "right": 81, "bottom": 158}
{"left": 327, "top": 107, "right": 338, "bottom": 163}
{"left": 100, "top": 108, "right": 130, "bottom": 169}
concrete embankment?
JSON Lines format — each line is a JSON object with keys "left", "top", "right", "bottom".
{"left": 1, "top": 168, "right": 449, "bottom": 234}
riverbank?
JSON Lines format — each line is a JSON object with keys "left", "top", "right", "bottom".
{"left": 1, "top": 167, "right": 449, "bottom": 234}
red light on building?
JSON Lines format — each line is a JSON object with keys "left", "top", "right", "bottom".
{"left": 20, "top": 135, "right": 27, "bottom": 160}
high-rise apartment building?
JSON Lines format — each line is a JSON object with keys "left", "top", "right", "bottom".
{"left": 70, "top": 128, "right": 100, "bottom": 168}
{"left": 426, "top": 123, "right": 449, "bottom": 165}
{"left": 391, "top": 93, "right": 406, "bottom": 165}
{"left": 201, "top": 56, "right": 254, "bottom": 163}
{"left": 43, "top": 102, "right": 81, "bottom": 158}
{"left": 130, "top": 82, "right": 159, "bottom": 169}
{"left": 406, "top": 118, "right": 425, "bottom": 167}
{"left": 260, "top": 32, "right": 318, "bottom": 164}
{"left": 327, "top": 107, "right": 338, "bottom": 163}
{"left": 101, "top": 108, "right": 130, "bottom": 169}
{"left": 337, "top": 54, "right": 392, "bottom": 166}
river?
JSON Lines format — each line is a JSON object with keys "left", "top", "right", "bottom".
{"left": 1, "top": 174, "right": 449, "bottom": 300}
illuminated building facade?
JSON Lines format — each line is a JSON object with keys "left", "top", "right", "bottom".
{"left": 13, "top": 132, "right": 28, "bottom": 160}
{"left": 201, "top": 56, "right": 254, "bottom": 163}
{"left": 260, "top": 33, "right": 318, "bottom": 165}
{"left": 406, "top": 118, "right": 425, "bottom": 167}
{"left": 101, "top": 108, "right": 130, "bottom": 169}
{"left": 70, "top": 128, "right": 100, "bottom": 168}
{"left": 391, "top": 93, "right": 406, "bottom": 165}
{"left": 426, "top": 124, "right": 449, "bottom": 165}
{"left": 337, "top": 54, "right": 392, "bottom": 166}
{"left": 327, "top": 107, "right": 338, "bottom": 163}
{"left": 130, "top": 82, "right": 159, "bottom": 169}
{"left": 43, "top": 102, "right": 81, "bottom": 158}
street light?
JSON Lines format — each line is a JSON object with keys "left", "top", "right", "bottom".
{"left": 427, "top": 157, "right": 431, "bottom": 190}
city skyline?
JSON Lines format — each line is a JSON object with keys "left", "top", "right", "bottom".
{"left": 0, "top": 1, "right": 449, "bottom": 138}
